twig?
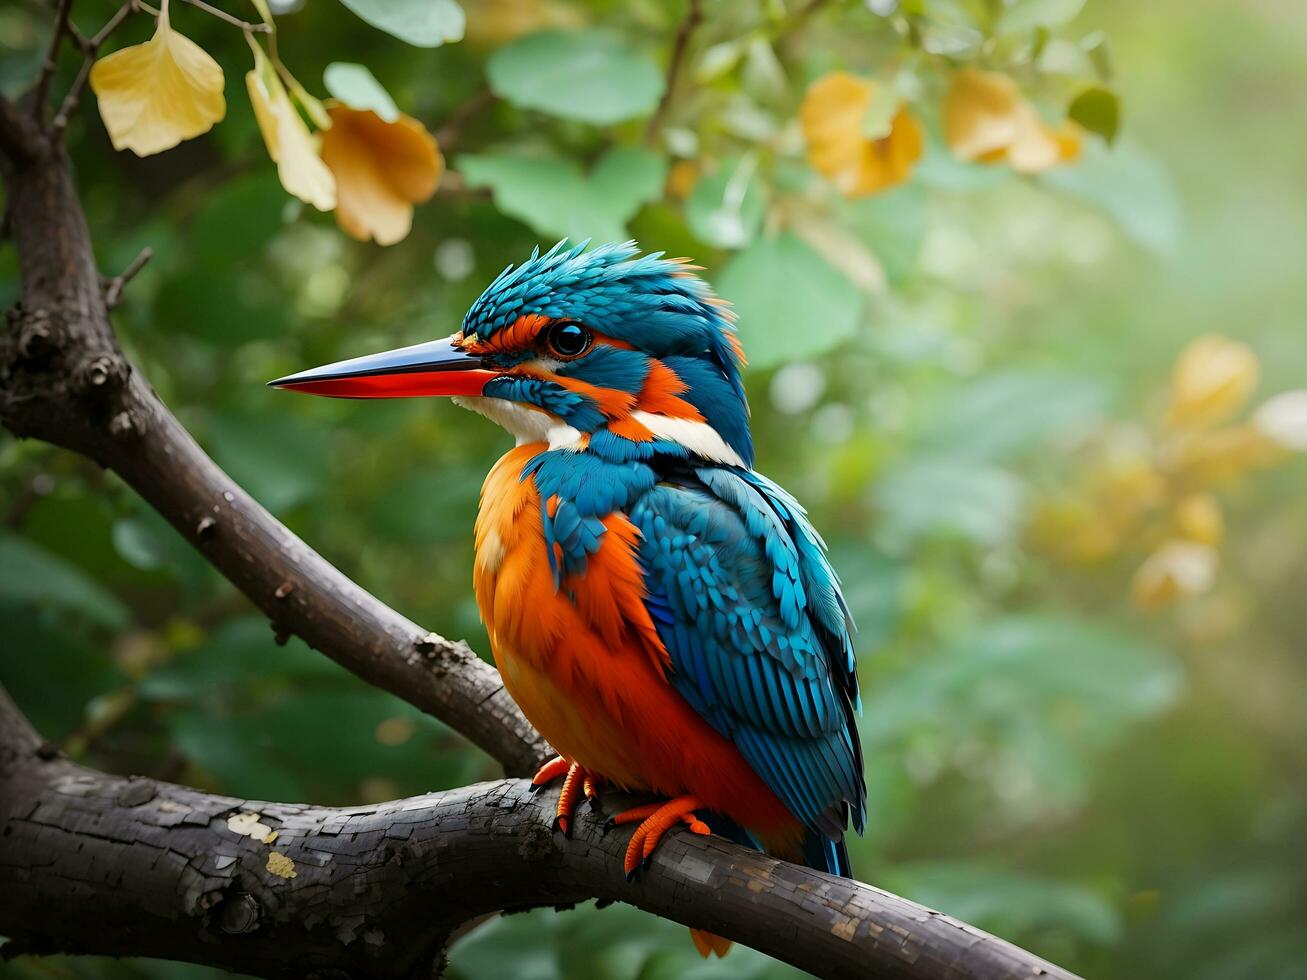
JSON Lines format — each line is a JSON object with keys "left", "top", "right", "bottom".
{"left": 178, "top": 0, "right": 270, "bottom": 33}
{"left": 644, "top": 0, "right": 703, "bottom": 146}
{"left": 31, "top": 0, "right": 76, "bottom": 121}
{"left": 52, "top": 1, "right": 135, "bottom": 136}
{"left": 434, "top": 87, "right": 497, "bottom": 152}
{"left": 103, "top": 246, "right": 153, "bottom": 309}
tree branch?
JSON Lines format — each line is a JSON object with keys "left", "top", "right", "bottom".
{"left": 0, "top": 686, "right": 1080, "bottom": 980}
{"left": 53, "top": 1, "right": 137, "bottom": 136}
{"left": 645, "top": 0, "right": 704, "bottom": 146}
{"left": 31, "top": 0, "right": 76, "bottom": 122}
{"left": 0, "top": 95, "right": 46, "bottom": 166}
{"left": 0, "top": 131, "right": 551, "bottom": 779}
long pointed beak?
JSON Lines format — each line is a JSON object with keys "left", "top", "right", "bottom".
{"left": 268, "top": 336, "right": 496, "bottom": 399}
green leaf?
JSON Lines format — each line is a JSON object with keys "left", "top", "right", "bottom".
{"left": 0, "top": 531, "right": 130, "bottom": 629}
{"left": 156, "top": 266, "right": 291, "bottom": 346}
{"left": 861, "top": 614, "right": 1182, "bottom": 803}
{"left": 1042, "top": 139, "right": 1182, "bottom": 255}
{"left": 171, "top": 688, "right": 469, "bottom": 802}
{"left": 112, "top": 517, "right": 167, "bottom": 571}
{"left": 918, "top": 370, "right": 1110, "bottom": 461}
{"left": 714, "top": 234, "right": 863, "bottom": 370}
{"left": 334, "top": 0, "right": 464, "bottom": 47}
{"left": 888, "top": 862, "right": 1121, "bottom": 945}
{"left": 205, "top": 408, "right": 330, "bottom": 514}
{"left": 840, "top": 183, "right": 927, "bottom": 284}
{"left": 874, "top": 459, "right": 1024, "bottom": 546}
{"left": 1067, "top": 85, "right": 1120, "bottom": 144}
{"left": 458, "top": 148, "right": 666, "bottom": 244}
{"left": 323, "top": 63, "right": 399, "bottom": 122}
{"left": 995, "top": 0, "right": 1085, "bottom": 34}
{"left": 191, "top": 175, "right": 288, "bottom": 264}
{"left": 0, "top": 609, "right": 126, "bottom": 738}
{"left": 139, "top": 618, "right": 340, "bottom": 701}
{"left": 487, "top": 30, "right": 663, "bottom": 125}
{"left": 685, "top": 156, "right": 765, "bottom": 250}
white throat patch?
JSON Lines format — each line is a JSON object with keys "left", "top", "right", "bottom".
{"left": 451, "top": 397, "right": 745, "bottom": 467}
{"left": 452, "top": 396, "right": 585, "bottom": 451}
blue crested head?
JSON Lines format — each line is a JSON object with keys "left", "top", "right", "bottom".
{"left": 455, "top": 241, "right": 753, "bottom": 469}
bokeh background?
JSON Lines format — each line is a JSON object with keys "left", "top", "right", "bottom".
{"left": 2, "top": 0, "right": 1306, "bottom": 977}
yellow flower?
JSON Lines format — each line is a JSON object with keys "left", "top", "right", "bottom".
{"left": 943, "top": 69, "right": 1080, "bottom": 174}
{"left": 1133, "top": 540, "right": 1219, "bottom": 610}
{"left": 246, "top": 44, "right": 335, "bottom": 212}
{"left": 320, "top": 105, "right": 443, "bottom": 246}
{"left": 1164, "top": 334, "right": 1259, "bottom": 429}
{"left": 89, "top": 3, "right": 225, "bottom": 157}
{"left": 800, "top": 72, "right": 923, "bottom": 197}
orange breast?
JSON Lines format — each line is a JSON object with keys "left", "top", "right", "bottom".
{"left": 473, "top": 445, "right": 801, "bottom": 845}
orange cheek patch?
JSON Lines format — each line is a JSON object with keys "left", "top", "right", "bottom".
{"left": 553, "top": 373, "right": 637, "bottom": 419}
{"left": 638, "top": 360, "right": 703, "bottom": 420}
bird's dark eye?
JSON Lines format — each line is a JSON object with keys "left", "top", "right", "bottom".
{"left": 546, "top": 321, "right": 592, "bottom": 358}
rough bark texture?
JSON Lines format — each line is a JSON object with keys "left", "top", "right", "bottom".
{"left": 0, "top": 689, "right": 1078, "bottom": 980}
{"left": 0, "top": 137, "right": 550, "bottom": 779}
{"left": 0, "top": 83, "right": 1084, "bottom": 980}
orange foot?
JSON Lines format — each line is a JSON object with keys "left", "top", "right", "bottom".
{"left": 606, "top": 795, "right": 710, "bottom": 880}
{"left": 529, "top": 756, "right": 602, "bottom": 837}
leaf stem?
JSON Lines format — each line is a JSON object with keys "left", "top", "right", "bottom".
{"left": 177, "top": 0, "right": 271, "bottom": 33}
{"left": 644, "top": 0, "right": 704, "bottom": 147}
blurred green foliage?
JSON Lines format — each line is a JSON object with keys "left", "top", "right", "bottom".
{"left": 3, "top": 0, "right": 1307, "bottom": 978}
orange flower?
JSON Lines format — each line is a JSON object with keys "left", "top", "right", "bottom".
{"left": 320, "top": 105, "right": 443, "bottom": 246}
{"left": 800, "top": 71, "right": 923, "bottom": 197}
{"left": 943, "top": 69, "right": 1080, "bottom": 174}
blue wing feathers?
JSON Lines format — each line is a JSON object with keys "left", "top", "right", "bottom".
{"left": 631, "top": 467, "right": 867, "bottom": 869}
{"left": 524, "top": 441, "right": 867, "bottom": 868}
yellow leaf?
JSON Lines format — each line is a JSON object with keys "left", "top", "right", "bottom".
{"left": 800, "top": 72, "right": 923, "bottom": 198}
{"left": 1133, "top": 540, "right": 1218, "bottom": 610}
{"left": 1172, "top": 424, "right": 1285, "bottom": 487}
{"left": 321, "top": 104, "right": 443, "bottom": 246}
{"left": 944, "top": 69, "right": 1024, "bottom": 161}
{"left": 246, "top": 44, "right": 336, "bottom": 212}
{"left": 943, "top": 69, "right": 1080, "bottom": 174}
{"left": 1173, "top": 493, "right": 1223, "bottom": 547}
{"left": 89, "top": 4, "right": 225, "bottom": 157}
{"left": 1165, "top": 335, "right": 1260, "bottom": 429}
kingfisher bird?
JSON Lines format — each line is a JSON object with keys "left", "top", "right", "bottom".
{"left": 271, "top": 241, "right": 866, "bottom": 957}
